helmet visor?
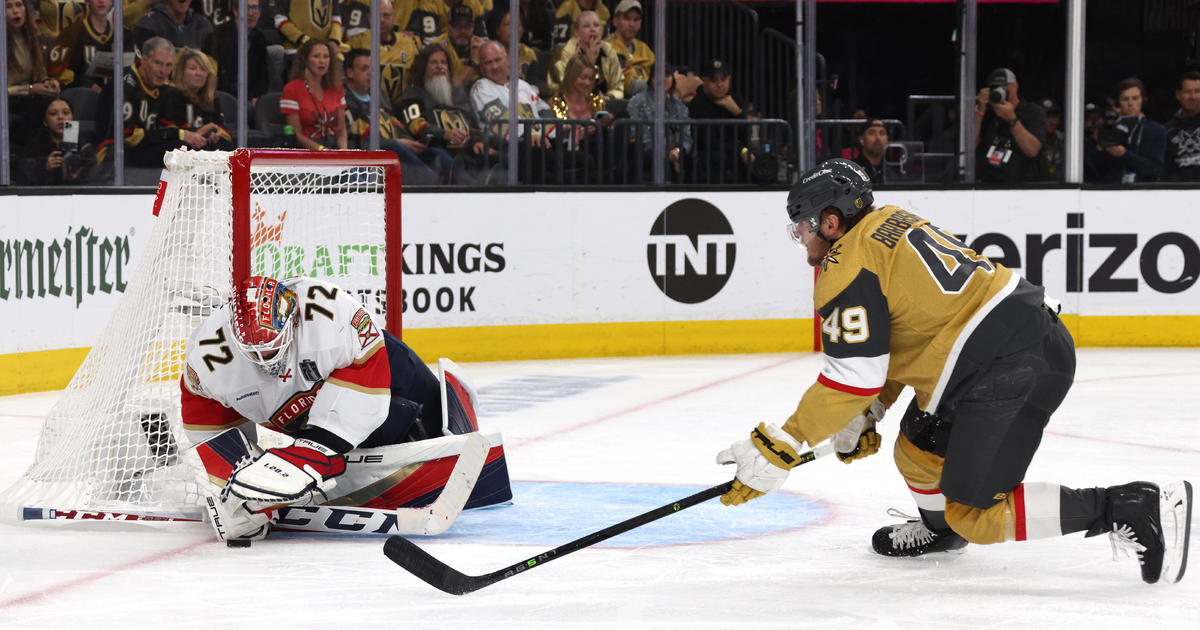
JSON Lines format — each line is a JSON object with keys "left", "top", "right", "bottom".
{"left": 785, "top": 217, "right": 818, "bottom": 246}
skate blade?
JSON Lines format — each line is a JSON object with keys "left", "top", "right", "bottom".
{"left": 1159, "top": 480, "right": 1192, "bottom": 584}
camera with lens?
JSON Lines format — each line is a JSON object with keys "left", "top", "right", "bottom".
{"left": 988, "top": 85, "right": 1008, "bottom": 104}
{"left": 60, "top": 120, "right": 97, "bottom": 173}
{"left": 62, "top": 143, "right": 97, "bottom": 172}
{"left": 1096, "top": 110, "right": 1131, "bottom": 148}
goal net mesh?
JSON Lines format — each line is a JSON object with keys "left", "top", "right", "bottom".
{"left": 2, "top": 149, "right": 393, "bottom": 518}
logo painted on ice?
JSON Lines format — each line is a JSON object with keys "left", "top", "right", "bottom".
{"left": 646, "top": 199, "right": 736, "bottom": 304}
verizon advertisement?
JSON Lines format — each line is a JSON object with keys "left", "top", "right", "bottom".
{"left": 1, "top": 189, "right": 1197, "bottom": 357}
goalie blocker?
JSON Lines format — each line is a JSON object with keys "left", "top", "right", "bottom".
{"left": 197, "top": 357, "right": 511, "bottom": 542}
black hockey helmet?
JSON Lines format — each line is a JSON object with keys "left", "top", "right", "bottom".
{"left": 786, "top": 158, "right": 874, "bottom": 231}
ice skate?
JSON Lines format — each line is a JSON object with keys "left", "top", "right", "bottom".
{"left": 872, "top": 508, "right": 968, "bottom": 557}
{"left": 1104, "top": 481, "right": 1192, "bottom": 584}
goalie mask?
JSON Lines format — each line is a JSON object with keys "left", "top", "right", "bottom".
{"left": 229, "top": 276, "right": 298, "bottom": 376}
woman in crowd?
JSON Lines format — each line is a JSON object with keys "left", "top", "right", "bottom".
{"left": 7, "top": 0, "right": 62, "bottom": 146}
{"left": 279, "top": 39, "right": 347, "bottom": 150}
{"left": 169, "top": 48, "right": 233, "bottom": 151}
{"left": 547, "top": 10, "right": 622, "bottom": 99}
{"left": 17, "top": 97, "right": 96, "bottom": 185}
{"left": 548, "top": 53, "right": 609, "bottom": 182}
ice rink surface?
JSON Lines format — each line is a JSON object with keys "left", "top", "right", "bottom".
{"left": 1, "top": 349, "right": 1197, "bottom": 629}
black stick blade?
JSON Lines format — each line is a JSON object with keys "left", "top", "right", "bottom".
{"left": 383, "top": 536, "right": 478, "bottom": 595}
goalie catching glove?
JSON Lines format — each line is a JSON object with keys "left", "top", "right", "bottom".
{"left": 833, "top": 399, "right": 885, "bottom": 464}
{"left": 716, "top": 423, "right": 805, "bottom": 506}
{"left": 227, "top": 438, "right": 347, "bottom": 513}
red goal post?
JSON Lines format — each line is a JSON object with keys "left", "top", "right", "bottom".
{"left": 229, "top": 149, "right": 404, "bottom": 334}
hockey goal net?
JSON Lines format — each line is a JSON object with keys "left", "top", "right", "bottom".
{"left": 2, "top": 149, "right": 402, "bottom": 519}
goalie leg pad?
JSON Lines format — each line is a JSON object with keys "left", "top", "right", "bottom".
{"left": 439, "top": 357, "right": 480, "bottom": 436}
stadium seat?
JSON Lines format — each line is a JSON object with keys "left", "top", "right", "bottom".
{"left": 215, "top": 90, "right": 240, "bottom": 124}
{"left": 253, "top": 92, "right": 284, "bottom": 142}
{"left": 62, "top": 87, "right": 100, "bottom": 139}
{"left": 216, "top": 90, "right": 272, "bottom": 146}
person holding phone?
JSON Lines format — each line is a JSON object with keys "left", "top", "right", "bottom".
{"left": 17, "top": 97, "right": 96, "bottom": 184}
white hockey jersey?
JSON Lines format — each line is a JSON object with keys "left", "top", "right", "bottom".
{"left": 469, "top": 76, "right": 555, "bottom": 140}
{"left": 180, "top": 278, "right": 391, "bottom": 450}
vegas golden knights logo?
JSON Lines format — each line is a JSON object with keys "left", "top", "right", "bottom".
{"left": 312, "top": 0, "right": 331, "bottom": 29}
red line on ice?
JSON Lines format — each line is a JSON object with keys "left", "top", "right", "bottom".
{"left": 0, "top": 539, "right": 210, "bottom": 610}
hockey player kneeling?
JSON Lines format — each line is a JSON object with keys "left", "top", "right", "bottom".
{"left": 182, "top": 276, "right": 511, "bottom": 543}
{"left": 717, "top": 159, "right": 1192, "bottom": 585}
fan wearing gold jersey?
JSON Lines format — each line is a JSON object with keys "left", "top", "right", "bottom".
{"left": 716, "top": 158, "right": 1192, "bottom": 585}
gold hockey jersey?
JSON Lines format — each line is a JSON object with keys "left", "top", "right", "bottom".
{"left": 783, "top": 205, "right": 1019, "bottom": 446}
{"left": 396, "top": 0, "right": 486, "bottom": 45}
{"left": 274, "top": 0, "right": 343, "bottom": 51}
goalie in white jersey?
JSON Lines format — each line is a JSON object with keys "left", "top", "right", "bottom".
{"left": 181, "top": 275, "right": 508, "bottom": 541}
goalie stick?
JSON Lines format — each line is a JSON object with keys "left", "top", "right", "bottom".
{"left": 383, "top": 441, "right": 837, "bottom": 595}
{"left": 23, "top": 433, "right": 492, "bottom": 537}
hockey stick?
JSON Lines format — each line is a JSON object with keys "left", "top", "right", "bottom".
{"left": 392, "top": 431, "right": 490, "bottom": 535}
{"left": 383, "top": 441, "right": 836, "bottom": 595}
{"left": 24, "top": 433, "right": 493, "bottom": 537}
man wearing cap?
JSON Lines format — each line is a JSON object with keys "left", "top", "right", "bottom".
{"left": 852, "top": 117, "right": 888, "bottom": 184}
{"left": 973, "top": 67, "right": 1046, "bottom": 184}
{"left": 1165, "top": 70, "right": 1200, "bottom": 181}
{"left": 400, "top": 0, "right": 487, "bottom": 46}
{"left": 430, "top": 4, "right": 487, "bottom": 88}
{"left": 606, "top": 0, "right": 654, "bottom": 97}
{"left": 688, "top": 58, "right": 750, "bottom": 183}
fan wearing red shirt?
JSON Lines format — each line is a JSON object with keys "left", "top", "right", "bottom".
{"left": 279, "top": 39, "right": 348, "bottom": 149}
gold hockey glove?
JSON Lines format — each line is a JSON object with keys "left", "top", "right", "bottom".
{"left": 834, "top": 400, "right": 886, "bottom": 463}
{"left": 716, "top": 423, "right": 805, "bottom": 506}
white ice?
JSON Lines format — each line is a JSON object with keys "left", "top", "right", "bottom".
{"left": 1, "top": 349, "right": 1197, "bottom": 628}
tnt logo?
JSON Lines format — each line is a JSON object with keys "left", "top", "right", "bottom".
{"left": 646, "top": 199, "right": 737, "bottom": 304}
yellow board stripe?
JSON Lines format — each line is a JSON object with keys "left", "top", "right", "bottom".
{"left": 2, "top": 316, "right": 1198, "bottom": 396}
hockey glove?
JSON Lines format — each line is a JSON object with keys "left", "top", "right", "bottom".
{"left": 834, "top": 399, "right": 886, "bottom": 464}
{"left": 716, "top": 423, "right": 805, "bottom": 506}
{"left": 204, "top": 493, "right": 275, "bottom": 542}
{"left": 227, "top": 439, "right": 347, "bottom": 513}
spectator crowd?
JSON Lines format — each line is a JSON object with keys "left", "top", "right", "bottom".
{"left": 6, "top": 0, "right": 1200, "bottom": 186}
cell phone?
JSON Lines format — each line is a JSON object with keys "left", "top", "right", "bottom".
{"left": 62, "top": 120, "right": 80, "bottom": 147}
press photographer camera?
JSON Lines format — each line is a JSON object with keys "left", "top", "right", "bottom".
{"left": 988, "top": 84, "right": 1009, "bottom": 105}
{"left": 1082, "top": 77, "right": 1166, "bottom": 184}
{"left": 1096, "top": 110, "right": 1132, "bottom": 148}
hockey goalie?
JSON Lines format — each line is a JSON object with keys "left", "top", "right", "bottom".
{"left": 182, "top": 275, "right": 511, "bottom": 543}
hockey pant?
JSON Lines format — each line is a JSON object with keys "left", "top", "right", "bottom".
{"left": 892, "top": 303, "right": 1106, "bottom": 544}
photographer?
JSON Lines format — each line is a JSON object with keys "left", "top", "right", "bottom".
{"left": 17, "top": 97, "right": 96, "bottom": 185}
{"left": 1084, "top": 78, "right": 1165, "bottom": 184}
{"left": 974, "top": 67, "right": 1046, "bottom": 184}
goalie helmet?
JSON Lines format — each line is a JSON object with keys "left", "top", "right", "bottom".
{"left": 786, "top": 158, "right": 874, "bottom": 234}
{"left": 228, "top": 276, "right": 298, "bottom": 376}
